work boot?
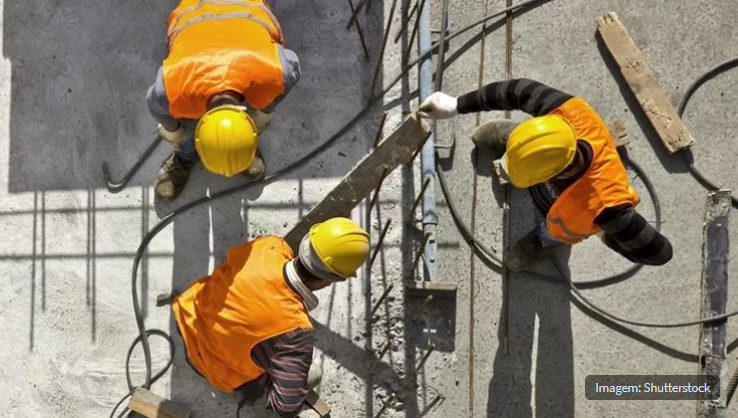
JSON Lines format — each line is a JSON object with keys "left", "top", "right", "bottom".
{"left": 504, "top": 228, "right": 552, "bottom": 272}
{"left": 242, "top": 149, "right": 266, "bottom": 182}
{"left": 471, "top": 120, "right": 519, "bottom": 158}
{"left": 154, "top": 152, "right": 195, "bottom": 201}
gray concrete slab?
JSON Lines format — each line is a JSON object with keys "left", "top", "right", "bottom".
{"left": 2, "top": 0, "right": 738, "bottom": 418}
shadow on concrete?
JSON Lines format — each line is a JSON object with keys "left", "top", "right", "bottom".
{"left": 595, "top": 32, "right": 688, "bottom": 175}
{"left": 485, "top": 185, "right": 574, "bottom": 417}
{"left": 487, "top": 259, "right": 575, "bottom": 418}
{"left": 3, "top": 0, "right": 376, "bottom": 194}
{"left": 2, "top": 0, "right": 178, "bottom": 192}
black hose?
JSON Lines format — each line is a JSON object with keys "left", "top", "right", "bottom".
{"left": 111, "top": 1, "right": 556, "bottom": 417}
{"left": 677, "top": 57, "right": 738, "bottom": 209}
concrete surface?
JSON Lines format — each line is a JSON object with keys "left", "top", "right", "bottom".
{"left": 1, "top": 0, "right": 738, "bottom": 418}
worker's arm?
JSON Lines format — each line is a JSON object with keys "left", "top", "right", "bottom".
{"left": 146, "top": 66, "right": 181, "bottom": 131}
{"left": 261, "top": 46, "right": 301, "bottom": 113}
{"left": 457, "top": 78, "right": 574, "bottom": 117}
{"left": 418, "top": 78, "right": 574, "bottom": 119}
{"left": 251, "top": 328, "right": 314, "bottom": 418}
{"left": 594, "top": 204, "right": 673, "bottom": 265}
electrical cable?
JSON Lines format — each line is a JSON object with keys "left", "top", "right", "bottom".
{"left": 112, "top": 1, "right": 556, "bottom": 417}
{"left": 677, "top": 57, "right": 738, "bottom": 208}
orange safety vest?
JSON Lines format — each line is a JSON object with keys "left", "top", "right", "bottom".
{"left": 545, "top": 98, "right": 641, "bottom": 244}
{"left": 171, "top": 236, "right": 313, "bottom": 392}
{"left": 163, "top": 0, "right": 286, "bottom": 119}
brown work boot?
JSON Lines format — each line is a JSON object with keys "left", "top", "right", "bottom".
{"left": 471, "top": 120, "right": 519, "bottom": 157}
{"left": 242, "top": 150, "right": 266, "bottom": 182}
{"left": 504, "top": 228, "right": 552, "bottom": 272}
{"left": 154, "top": 152, "right": 195, "bottom": 201}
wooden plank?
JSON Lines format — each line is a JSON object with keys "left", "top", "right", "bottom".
{"left": 492, "top": 160, "right": 509, "bottom": 186}
{"left": 305, "top": 389, "right": 332, "bottom": 417}
{"left": 128, "top": 387, "right": 192, "bottom": 418}
{"left": 405, "top": 280, "right": 457, "bottom": 299}
{"left": 596, "top": 12, "right": 695, "bottom": 154}
{"left": 697, "top": 189, "right": 730, "bottom": 418}
{"left": 284, "top": 114, "right": 431, "bottom": 251}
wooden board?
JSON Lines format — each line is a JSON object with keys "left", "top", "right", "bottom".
{"left": 596, "top": 12, "right": 695, "bottom": 154}
{"left": 305, "top": 389, "right": 332, "bottom": 417}
{"left": 128, "top": 387, "right": 191, "bottom": 418}
{"left": 405, "top": 280, "right": 457, "bottom": 299}
{"left": 697, "top": 189, "right": 730, "bottom": 418}
{"left": 492, "top": 160, "right": 509, "bottom": 186}
{"left": 284, "top": 114, "right": 431, "bottom": 251}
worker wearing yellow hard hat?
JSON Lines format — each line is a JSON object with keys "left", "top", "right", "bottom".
{"left": 419, "top": 78, "right": 672, "bottom": 271}
{"left": 146, "top": 0, "right": 301, "bottom": 201}
{"left": 171, "top": 217, "right": 369, "bottom": 416}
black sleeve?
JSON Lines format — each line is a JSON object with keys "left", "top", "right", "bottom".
{"left": 594, "top": 204, "right": 673, "bottom": 266}
{"left": 456, "top": 78, "right": 574, "bottom": 117}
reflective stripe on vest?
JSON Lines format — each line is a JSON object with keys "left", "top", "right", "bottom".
{"left": 544, "top": 98, "right": 641, "bottom": 244}
{"left": 162, "top": 0, "right": 286, "bottom": 118}
{"left": 171, "top": 236, "right": 313, "bottom": 392}
{"left": 168, "top": 0, "right": 283, "bottom": 46}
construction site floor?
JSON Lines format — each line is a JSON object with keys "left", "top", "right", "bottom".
{"left": 2, "top": 1, "right": 738, "bottom": 417}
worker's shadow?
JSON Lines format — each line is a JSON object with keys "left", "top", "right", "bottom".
{"left": 486, "top": 190, "right": 575, "bottom": 417}
{"left": 163, "top": 168, "right": 275, "bottom": 417}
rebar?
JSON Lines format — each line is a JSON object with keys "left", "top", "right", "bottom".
{"left": 347, "top": 0, "right": 370, "bottom": 58}
{"left": 412, "top": 295, "right": 433, "bottom": 321}
{"left": 415, "top": 342, "right": 436, "bottom": 370}
{"left": 368, "top": 219, "right": 393, "bottom": 270}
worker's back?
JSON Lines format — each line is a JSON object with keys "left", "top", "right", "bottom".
{"left": 172, "top": 235, "right": 313, "bottom": 392}
{"left": 163, "top": 0, "right": 287, "bottom": 118}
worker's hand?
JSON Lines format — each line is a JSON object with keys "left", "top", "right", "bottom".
{"left": 417, "top": 92, "right": 459, "bottom": 120}
{"left": 157, "top": 123, "right": 186, "bottom": 146}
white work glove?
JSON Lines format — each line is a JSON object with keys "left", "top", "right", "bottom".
{"left": 157, "top": 123, "right": 186, "bottom": 147}
{"left": 417, "top": 92, "right": 459, "bottom": 120}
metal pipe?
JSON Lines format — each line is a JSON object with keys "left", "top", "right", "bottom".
{"left": 417, "top": 0, "right": 437, "bottom": 281}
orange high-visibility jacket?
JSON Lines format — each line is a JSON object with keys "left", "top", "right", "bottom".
{"left": 162, "top": 0, "right": 293, "bottom": 119}
{"left": 171, "top": 236, "right": 313, "bottom": 392}
{"left": 545, "top": 98, "right": 641, "bottom": 244}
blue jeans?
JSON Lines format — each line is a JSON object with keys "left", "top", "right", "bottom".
{"left": 178, "top": 136, "right": 200, "bottom": 162}
{"left": 535, "top": 210, "right": 562, "bottom": 247}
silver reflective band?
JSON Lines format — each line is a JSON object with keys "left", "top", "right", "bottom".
{"left": 298, "top": 235, "right": 347, "bottom": 282}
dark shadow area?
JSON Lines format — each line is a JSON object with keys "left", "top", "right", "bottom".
{"left": 595, "top": 32, "right": 688, "bottom": 175}
{"left": 487, "top": 255, "right": 575, "bottom": 418}
{"left": 3, "top": 0, "right": 176, "bottom": 192}
{"left": 486, "top": 186, "right": 574, "bottom": 418}
{"left": 3, "top": 0, "right": 379, "bottom": 194}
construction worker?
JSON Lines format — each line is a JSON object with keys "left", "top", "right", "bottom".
{"left": 171, "top": 217, "right": 370, "bottom": 417}
{"left": 418, "top": 78, "right": 673, "bottom": 271}
{"left": 147, "top": 0, "right": 300, "bottom": 201}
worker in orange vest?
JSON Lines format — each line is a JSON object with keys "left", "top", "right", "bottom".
{"left": 147, "top": 0, "right": 300, "bottom": 201}
{"left": 418, "top": 78, "right": 672, "bottom": 271}
{"left": 172, "top": 217, "right": 370, "bottom": 417}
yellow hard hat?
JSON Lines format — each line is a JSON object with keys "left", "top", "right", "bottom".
{"left": 195, "top": 105, "right": 258, "bottom": 177}
{"left": 308, "top": 217, "right": 370, "bottom": 278}
{"left": 504, "top": 115, "right": 577, "bottom": 188}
